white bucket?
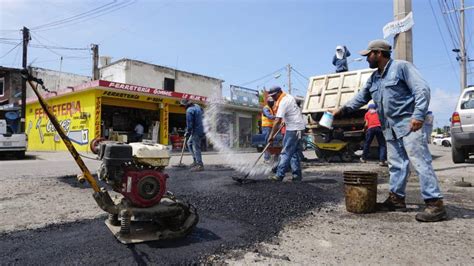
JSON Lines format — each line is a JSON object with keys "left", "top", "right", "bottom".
{"left": 319, "top": 111, "right": 334, "bottom": 129}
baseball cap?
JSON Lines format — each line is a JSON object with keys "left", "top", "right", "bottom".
{"left": 368, "top": 103, "right": 377, "bottom": 109}
{"left": 268, "top": 86, "right": 282, "bottom": 96}
{"left": 180, "top": 99, "right": 190, "bottom": 106}
{"left": 359, "top": 39, "right": 392, "bottom": 56}
{"left": 266, "top": 96, "right": 274, "bottom": 102}
{"left": 336, "top": 45, "right": 343, "bottom": 51}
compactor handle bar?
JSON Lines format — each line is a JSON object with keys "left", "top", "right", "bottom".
{"left": 22, "top": 69, "right": 100, "bottom": 193}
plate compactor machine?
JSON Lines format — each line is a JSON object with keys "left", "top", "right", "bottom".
{"left": 22, "top": 69, "right": 198, "bottom": 244}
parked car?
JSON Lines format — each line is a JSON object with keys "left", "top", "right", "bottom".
{"left": 433, "top": 135, "right": 451, "bottom": 147}
{"left": 0, "top": 107, "right": 27, "bottom": 159}
{"left": 450, "top": 86, "right": 474, "bottom": 163}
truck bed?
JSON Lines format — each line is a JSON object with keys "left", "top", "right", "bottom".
{"left": 301, "top": 68, "right": 375, "bottom": 128}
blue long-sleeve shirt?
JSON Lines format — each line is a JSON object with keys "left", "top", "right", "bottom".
{"left": 332, "top": 47, "right": 351, "bottom": 73}
{"left": 342, "top": 59, "right": 430, "bottom": 141}
{"left": 262, "top": 106, "right": 275, "bottom": 120}
{"left": 186, "top": 104, "right": 204, "bottom": 137}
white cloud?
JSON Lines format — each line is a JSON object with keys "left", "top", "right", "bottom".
{"left": 429, "top": 87, "right": 460, "bottom": 128}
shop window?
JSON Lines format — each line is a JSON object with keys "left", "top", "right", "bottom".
{"left": 0, "top": 77, "right": 4, "bottom": 97}
{"left": 164, "top": 78, "right": 175, "bottom": 92}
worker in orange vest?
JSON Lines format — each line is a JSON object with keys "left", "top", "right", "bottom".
{"left": 262, "top": 96, "right": 276, "bottom": 163}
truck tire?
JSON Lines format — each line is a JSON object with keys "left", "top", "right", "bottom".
{"left": 452, "top": 146, "right": 465, "bottom": 164}
{"left": 256, "top": 146, "right": 264, "bottom": 153}
{"left": 15, "top": 151, "right": 25, "bottom": 159}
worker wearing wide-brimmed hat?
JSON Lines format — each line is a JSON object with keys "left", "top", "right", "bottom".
{"left": 267, "top": 86, "right": 306, "bottom": 182}
{"left": 332, "top": 39, "right": 447, "bottom": 222}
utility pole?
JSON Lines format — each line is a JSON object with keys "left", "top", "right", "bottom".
{"left": 91, "top": 44, "right": 99, "bottom": 80}
{"left": 393, "top": 0, "right": 413, "bottom": 63}
{"left": 21, "top": 26, "right": 30, "bottom": 132}
{"left": 287, "top": 64, "right": 292, "bottom": 95}
{"left": 459, "top": 0, "right": 467, "bottom": 91}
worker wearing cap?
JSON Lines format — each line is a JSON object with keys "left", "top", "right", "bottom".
{"left": 180, "top": 99, "right": 205, "bottom": 171}
{"left": 333, "top": 39, "right": 446, "bottom": 222}
{"left": 332, "top": 45, "right": 351, "bottom": 73}
{"left": 261, "top": 96, "right": 276, "bottom": 163}
{"left": 267, "top": 86, "right": 306, "bottom": 182}
{"left": 360, "top": 103, "right": 387, "bottom": 166}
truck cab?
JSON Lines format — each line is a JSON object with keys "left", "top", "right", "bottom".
{"left": 0, "top": 107, "right": 27, "bottom": 159}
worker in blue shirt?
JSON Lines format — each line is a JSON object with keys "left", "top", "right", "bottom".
{"left": 333, "top": 39, "right": 446, "bottom": 222}
{"left": 181, "top": 99, "right": 205, "bottom": 171}
{"left": 332, "top": 45, "right": 351, "bottom": 73}
{"left": 261, "top": 96, "right": 276, "bottom": 163}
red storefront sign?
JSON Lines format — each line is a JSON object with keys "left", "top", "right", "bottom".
{"left": 99, "top": 80, "right": 208, "bottom": 102}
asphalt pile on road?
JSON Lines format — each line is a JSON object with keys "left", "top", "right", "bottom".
{"left": 0, "top": 168, "right": 340, "bottom": 264}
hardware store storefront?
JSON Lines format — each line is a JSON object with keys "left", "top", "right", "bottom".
{"left": 26, "top": 80, "right": 207, "bottom": 152}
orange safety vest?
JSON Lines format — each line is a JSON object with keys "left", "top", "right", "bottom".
{"left": 261, "top": 105, "right": 275, "bottom": 127}
{"left": 272, "top": 92, "right": 287, "bottom": 134}
{"left": 272, "top": 92, "right": 287, "bottom": 114}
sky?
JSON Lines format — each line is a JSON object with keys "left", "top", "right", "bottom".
{"left": 1, "top": 0, "right": 473, "bottom": 128}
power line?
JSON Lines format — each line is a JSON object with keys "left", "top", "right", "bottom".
{"left": 33, "top": 0, "right": 137, "bottom": 32}
{"left": 32, "top": 0, "right": 124, "bottom": 30}
{"left": 0, "top": 41, "right": 21, "bottom": 59}
{"left": 240, "top": 66, "right": 286, "bottom": 87}
{"left": 0, "top": 38, "right": 89, "bottom": 51}
{"left": 438, "top": 0, "right": 460, "bottom": 48}
{"left": 290, "top": 66, "right": 308, "bottom": 80}
{"left": 430, "top": 0, "right": 459, "bottom": 81}
{"left": 30, "top": 33, "right": 63, "bottom": 57}
{"left": 11, "top": 40, "right": 22, "bottom": 67}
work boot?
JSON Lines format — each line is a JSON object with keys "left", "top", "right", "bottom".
{"left": 289, "top": 175, "right": 302, "bottom": 183}
{"left": 377, "top": 192, "right": 407, "bottom": 212}
{"left": 379, "top": 161, "right": 388, "bottom": 167}
{"left": 189, "top": 162, "right": 197, "bottom": 168}
{"left": 190, "top": 165, "right": 204, "bottom": 172}
{"left": 360, "top": 158, "right": 367, "bottom": 163}
{"left": 268, "top": 175, "right": 282, "bottom": 182}
{"left": 415, "top": 199, "right": 448, "bottom": 222}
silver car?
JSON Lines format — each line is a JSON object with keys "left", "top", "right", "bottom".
{"left": 451, "top": 87, "right": 474, "bottom": 163}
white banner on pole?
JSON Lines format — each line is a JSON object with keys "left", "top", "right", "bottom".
{"left": 383, "top": 12, "right": 414, "bottom": 39}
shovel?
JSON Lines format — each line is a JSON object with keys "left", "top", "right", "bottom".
{"left": 232, "top": 126, "right": 283, "bottom": 184}
{"left": 173, "top": 135, "right": 188, "bottom": 168}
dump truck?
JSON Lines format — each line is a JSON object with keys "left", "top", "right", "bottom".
{"left": 301, "top": 68, "right": 376, "bottom": 161}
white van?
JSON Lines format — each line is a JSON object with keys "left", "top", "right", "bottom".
{"left": 0, "top": 107, "right": 27, "bottom": 159}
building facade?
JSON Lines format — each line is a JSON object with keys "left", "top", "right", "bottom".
{"left": 100, "top": 59, "right": 223, "bottom": 100}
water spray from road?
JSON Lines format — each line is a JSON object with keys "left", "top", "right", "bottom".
{"left": 203, "top": 97, "right": 272, "bottom": 177}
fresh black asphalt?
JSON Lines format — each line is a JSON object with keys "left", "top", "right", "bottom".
{"left": 0, "top": 165, "right": 342, "bottom": 264}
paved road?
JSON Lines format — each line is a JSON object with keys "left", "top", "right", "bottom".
{"left": 0, "top": 146, "right": 472, "bottom": 264}
{"left": 0, "top": 150, "right": 339, "bottom": 264}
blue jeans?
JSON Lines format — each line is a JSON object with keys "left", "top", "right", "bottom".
{"left": 276, "top": 130, "right": 303, "bottom": 180}
{"left": 386, "top": 129, "right": 443, "bottom": 200}
{"left": 362, "top": 126, "right": 387, "bottom": 161}
{"left": 423, "top": 124, "right": 433, "bottom": 144}
{"left": 187, "top": 134, "right": 203, "bottom": 166}
{"left": 262, "top": 127, "right": 272, "bottom": 161}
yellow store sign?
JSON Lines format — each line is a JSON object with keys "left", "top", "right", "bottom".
{"left": 26, "top": 90, "right": 97, "bottom": 152}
